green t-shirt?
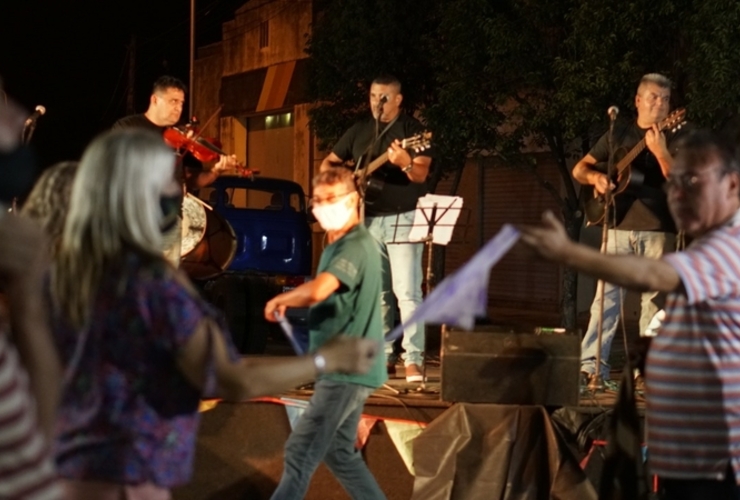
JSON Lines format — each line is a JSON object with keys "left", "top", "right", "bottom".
{"left": 308, "top": 224, "right": 387, "bottom": 388}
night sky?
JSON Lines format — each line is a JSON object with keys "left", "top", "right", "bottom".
{"left": 1, "top": 0, "right": 247, "bottom": 168}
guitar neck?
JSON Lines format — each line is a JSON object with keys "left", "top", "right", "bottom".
{"left": 613, "top": 137, "right": 647, "bottom": 175}
{"left": 356, "top": 151, "right": 389, "bottom": 178}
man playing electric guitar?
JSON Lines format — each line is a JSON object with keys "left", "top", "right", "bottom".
{"left": 320, "top": 75, "right": 433, "bottom": 383}
{"left": 572, "top": 73, "right": 679, "bottom": 386}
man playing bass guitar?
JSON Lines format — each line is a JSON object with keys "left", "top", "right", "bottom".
{"left": 573, "top": 73, "right": 679, "bottom": 386}
{"left": 320, "top": 75, "right": 433, "bottom": 383}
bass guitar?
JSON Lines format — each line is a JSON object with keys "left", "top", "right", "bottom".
{"left": 354, "top": 131, "right": 432, "bottom": 204}
{"left": 583, "top": 108, "right": 686, "bottom": 226}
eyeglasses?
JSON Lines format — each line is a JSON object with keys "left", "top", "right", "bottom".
{"left": 664, "top": 166, "right": 726, "bottom": 192}
{"left": 309, "top": 191, "right": 354, "bottom": 206}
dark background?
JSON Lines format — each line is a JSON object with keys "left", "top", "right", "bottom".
{"left": 1, "top": 0, "right": 247, "bottom": 168}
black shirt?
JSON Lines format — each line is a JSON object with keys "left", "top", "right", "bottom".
{"left": 113, "top": 114, "right": 165, "bottom": 135}
{"left": 112, "top": 114, "right": 203, "bottom": 185}
{"left": 588, "top": 121, "right": 677, "bottom": 233}
{"left": 332, "top": 113, "right": 433, "bottom": 216}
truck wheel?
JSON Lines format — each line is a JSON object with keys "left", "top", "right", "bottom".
{"left": 208, "top": 277, "right": 256, "bottom": 354}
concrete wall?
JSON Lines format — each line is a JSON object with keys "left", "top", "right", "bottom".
{"left": 193, "top": 43, "right": 224, "bottom": 140}
{"left": 222, "top": 0, "right": 311, "bottom": 76}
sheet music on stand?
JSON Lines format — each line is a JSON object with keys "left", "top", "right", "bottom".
{"left": 383, "top": 194, "right": 466, "bottom": 392}
{"left": 408, "top": 194, "right": 464, "bottom": 245}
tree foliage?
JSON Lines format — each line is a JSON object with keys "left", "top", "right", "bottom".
{"left": 684, "top": 1, "right": 740, "bottom": 127}
{"left": 305, "top": 0, "right": 740, "bottom": 325}
{"left": 305, "top": 0, "right": 436, "bottom": 150}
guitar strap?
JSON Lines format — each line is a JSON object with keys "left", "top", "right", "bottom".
{"left": 355, "top": 114, "right": 400, "bottom": 174}
{"left": 356, "top": 116, "right": 400, "bottom": 224}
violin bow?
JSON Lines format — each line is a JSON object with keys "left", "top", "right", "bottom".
{"left": 189, "top": 104, "right": 223, "bottom": 146}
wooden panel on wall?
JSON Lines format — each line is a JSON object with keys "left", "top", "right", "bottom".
{"left": 435, "top": 154, "right": 565, "bottom": 324}
{"left": 292, "top": 103, "right": 312, "bottom": 192}
{"left": 482, "top": 155, "right": 563, "bottom": 316}
{"left": 193, "top": 44, "right": 224, "bottom": 139}
{"left": 219, "top": 116, "right": 247, "bottom": 166}
{"left": 247, "top": 113, "right": 294, "bottom": 180}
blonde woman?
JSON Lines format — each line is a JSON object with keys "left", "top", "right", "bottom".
{"left": 21, "top": 161, "right": 78, "bottom": 254}
{"left": 50, "top": 129, "right": 378, "bottom": 499}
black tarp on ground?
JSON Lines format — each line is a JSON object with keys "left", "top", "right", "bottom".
{"left": 412, "top": 403, "right": 597, "bottom": 500}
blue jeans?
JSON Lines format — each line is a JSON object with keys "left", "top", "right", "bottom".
{"left": 365, "top": 211, "right": 424, "bottom": 366}
{"left": 581, "top": 229, "right": 675, "bottom": 379}
{"left": 271, "top": 380, "right": 385, "bottom": 500}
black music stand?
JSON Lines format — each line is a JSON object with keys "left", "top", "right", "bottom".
{"left": 401, "top": 194, "right": 464, "bottom": 391}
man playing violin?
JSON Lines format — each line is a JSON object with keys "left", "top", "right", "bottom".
{"left": 113, "top": 75, "right": 237, "bottom": 189}
{"left": 572, "top": 73, "right": 679, "bottom": 387}
{"left": 113, "top": 76, "right": 237, "bottom": 265}
{"left": 320, "top": 75, "right": 433, "bottom": 383}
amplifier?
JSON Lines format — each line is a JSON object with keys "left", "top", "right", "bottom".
{"left": 440, "top": 326, "right": 580, "bottom": 406}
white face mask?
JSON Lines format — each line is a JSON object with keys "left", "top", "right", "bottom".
{"left": 312, "top": 195, "right": 354, "bottom": 231}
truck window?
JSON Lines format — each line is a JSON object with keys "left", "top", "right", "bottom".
{"left": 289, "top": 193, "right": 303, "bottom": 212}
{"left": 199, "top": 187, "right": 217, "bottom": 205}
{"left": 224, "top": 187, "right": 286, "bottom": 209}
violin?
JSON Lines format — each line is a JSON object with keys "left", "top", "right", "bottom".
{"left": 163, "top": 123, "right": 259, "bottom": 178}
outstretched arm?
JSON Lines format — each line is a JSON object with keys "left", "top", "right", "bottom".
{"left": 263, "top": 272, "right": 341, "bottom": 321}
{"left": 176, "top": 317, "right": 378, "bottom": 401}
{"left": 520, "top": 210, "right": 681, "bottom": 293}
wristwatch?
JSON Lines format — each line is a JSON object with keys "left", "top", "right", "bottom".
{"left": 313, "top": 353, "right": 327, "bottom": 375}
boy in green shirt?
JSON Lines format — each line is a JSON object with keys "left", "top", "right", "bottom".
{"left": 265, "top": 168, "right": 387, "bottom": 499}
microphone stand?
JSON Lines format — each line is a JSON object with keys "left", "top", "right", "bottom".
{"left": 356, "top": 101, "right": 385, "bottom": 223}
{"left": 21, "top": 120, "right": 37, "bottom": 145}
{"left": 588, "top": 110, "right": 617, "bottom": 392}
{"left": 418, "top": 203, "right": 438, "bottom": 392}
{"left": 10, "top": 119, "right": 39, "bottom": 214}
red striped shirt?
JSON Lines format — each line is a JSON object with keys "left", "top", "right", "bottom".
{"left": 0, "top": 331, "right": 61, "bottom": 499}
{"left": 647, "top": 214, "right": 740, "bottom": 483}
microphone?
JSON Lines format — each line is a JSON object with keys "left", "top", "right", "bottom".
{"left": 607, "top": 106, "right": 619, "bottom": 121}
{"left": 24, "top": 105, "right": 46, "bottom": 126}
{"left": 375, "top": 95, "right": 388, "bottom": 116}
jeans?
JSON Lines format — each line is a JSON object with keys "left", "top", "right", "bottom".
{"left": 580, "top": 229, "right": 675, "bottom": 379}
{"left": 365, "top": 211, "right": 424, "bottom": 366}
{"left": 271, "top": 380, "right": 385, "bottom": 500}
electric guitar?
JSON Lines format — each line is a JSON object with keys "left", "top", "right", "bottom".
{"left": 354, "top": 131, "right": 432, "bottom": 205}
{"left": 583, "top": 108, "right": 686, "bottom": 226}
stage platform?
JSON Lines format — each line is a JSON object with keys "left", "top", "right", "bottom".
{"left": 173, "top": 357, "right": 639, "bottom": 500}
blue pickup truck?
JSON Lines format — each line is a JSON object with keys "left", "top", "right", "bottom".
{"left": 182, "top": 175, "right": 313, "bottom": 353}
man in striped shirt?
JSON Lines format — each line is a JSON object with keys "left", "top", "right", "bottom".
{"left": 0, "top": 95, "right": 63, "bottom": 498}
{"left": 521, "top": 129, "right": 740, "bottom": 499}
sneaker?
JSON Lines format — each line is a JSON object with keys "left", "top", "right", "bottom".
{"left": 405, "top": 363, "right": 424, "bottom": 383}
{"left": 386, "top": 362, "right": 396, "bottom": 377}
{"left": 579, "top": 371, "right": 593, "bottom": 388}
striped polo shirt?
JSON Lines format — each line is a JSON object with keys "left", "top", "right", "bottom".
{"left": 646, "top": 210, "right": 740, "bottom": 482}
{"left": 0, "top": 330, "right": 62, "bottom": 499}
